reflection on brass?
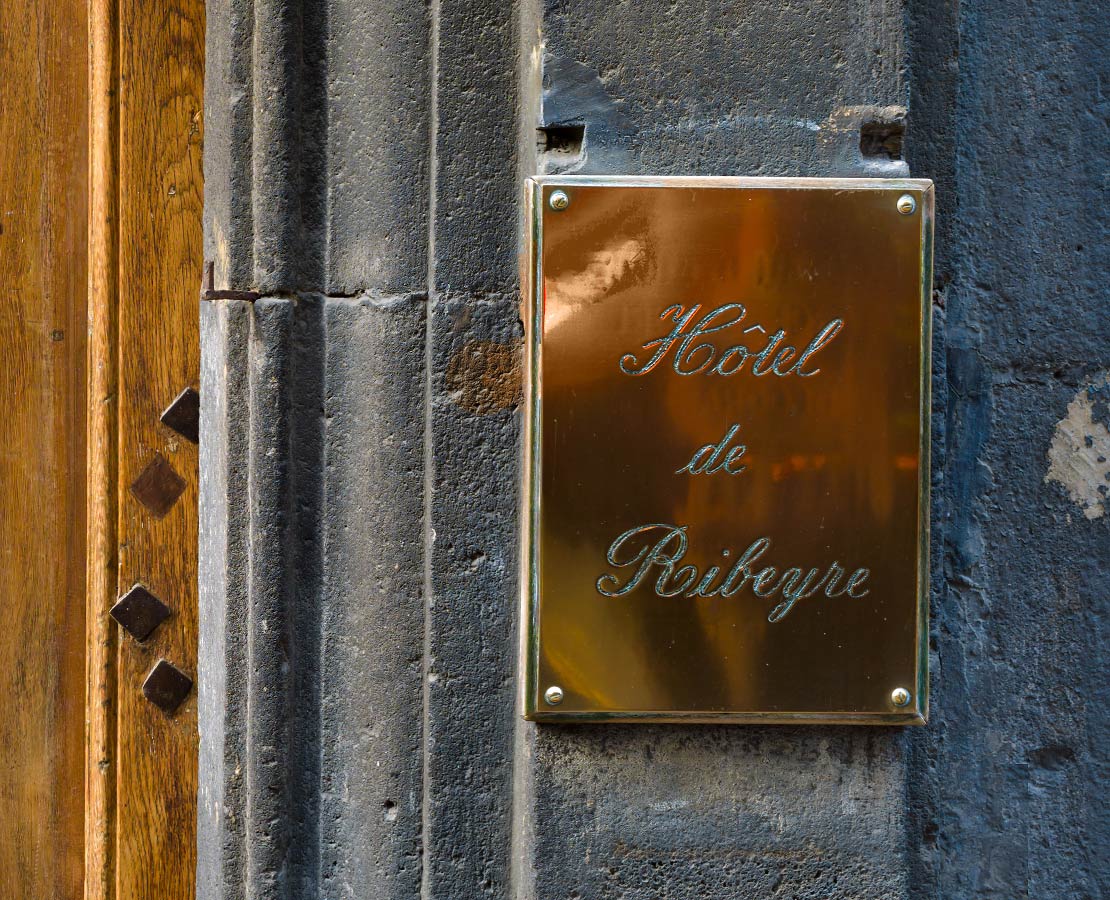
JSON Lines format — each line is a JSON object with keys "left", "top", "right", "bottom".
{"left": 521, "top": 176, "right": 934, "bottom": 724}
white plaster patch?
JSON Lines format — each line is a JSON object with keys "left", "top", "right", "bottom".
{"left": 1045, "top": 372, "right": 1110, "bottom": 520}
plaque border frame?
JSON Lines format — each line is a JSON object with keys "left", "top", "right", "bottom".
{"left": 520, "top": 175, "right": 934, "bottom": 725}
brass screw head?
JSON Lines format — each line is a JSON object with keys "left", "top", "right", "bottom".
{"left": 897, "top": 194, "right": 917, "bottom": 215}
{"left": 891, "top": 687, "right": 912, "bottom": 707}
{"left": 544, "top": 685, "right": 565, "bottom": 705}
{"left": 549, "top": 189, "right": 570, "bottom": 211}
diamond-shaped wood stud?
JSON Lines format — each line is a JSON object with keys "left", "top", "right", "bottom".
{"left": 110, "top": 584, "right": 171, "bottom": 642}
{"left": 130, "top": 452, "right": 186, "bottom": 518}
{"left": 160, "top": 386, "right": 199, "bottom": 444}
{"left": 142, "top": 660, "right": 193, "bottom": 715}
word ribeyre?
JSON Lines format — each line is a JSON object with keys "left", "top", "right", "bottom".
{"left": 619, "top": 302, "right": 843, "bottom": 377}
{"left": 596, "top": 524, "right": 871, "bottom": 623}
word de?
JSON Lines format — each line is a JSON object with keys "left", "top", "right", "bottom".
{"left": 677, "top": 423, "right": 747, "bottom": 476}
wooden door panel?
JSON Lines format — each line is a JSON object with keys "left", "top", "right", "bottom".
{"left": 0, "top": 0, "right": 89, "bottom": 896}
{"left": 115, "top": 0, "right": 205, "bottom": 897}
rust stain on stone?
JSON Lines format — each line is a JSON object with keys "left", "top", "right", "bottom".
{"left": 445, "top": 340, "right": 522, "bottom": 414}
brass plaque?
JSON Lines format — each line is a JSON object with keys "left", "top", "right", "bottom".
{"left": 522, "top": 176, "right": 933, "bottom": 724}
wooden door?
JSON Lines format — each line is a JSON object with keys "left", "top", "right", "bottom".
{"left": 89, "top": 0, "right": 205, "bottom": 897}
{"left": 0, "top": 0, "right": 204, "bottom": 896}
{"left": 0, "top": 0, "right": 89, "bottom": 894}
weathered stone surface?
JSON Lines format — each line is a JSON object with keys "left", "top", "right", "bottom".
{"left": 198, "top": 298, "right": 248, "bottom": 900}
{"left": 431, "top": 1, "right": 520, "bottom": 291}
{"left": 199, "top": 296, "right": 327, "bottom": 898}
{"left": 204, "top": 0, "right": 429, "bottom": 295}
{"left": 908, "top": 0, "right": 1110, "bottom": 896}
{"left": 532, "top": 727, "right": 908, "bottom": 899}
{"left": 538, "top": 0, "right": 909, "bottom": 178}
{"left": 325, "top": 3, "right": 431, "bottom": 293}
{"left": 424, "top": 295, "right": 523, "bottom": 899}
{"left": 421, "top": 2, "right": 524, "bottom": 896}
{"left": 928, "top": 382, "right": 1108, "bottom": 896}
{"left": 199, "top": 0, "right": 1108, "bottom": 897}
{"left": 319, "top": 294, "right": 426, "bottom": 897}
{"left": 199, "top": 293, "right": 428, "bottom": 899}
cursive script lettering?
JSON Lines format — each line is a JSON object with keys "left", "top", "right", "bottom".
{"left": 677, "top": 423, "right": 747, "bottom": 475}
{"left": 596, "top": 523, "right": 870, "bottom": 622}
{"left": 619, "top": 303, "right": 844, "bottom": 378}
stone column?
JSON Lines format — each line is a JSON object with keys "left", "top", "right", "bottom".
{"left": 198, "top": 0, "right": 1107, "bottom": 897}
{"left": 200, "top": 0, "right": 431, "bottom": 896}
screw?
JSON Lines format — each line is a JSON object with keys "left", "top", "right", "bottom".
{"left": 897, "top": 194, "right": 917, "bottom": 215}
{"left": 891, "top": 687, "right": 912, "bottom": 707}
{"left": 544, "top": 685, "right": 564, "bottom": 705}
{"left": 548, "top": 189, "right": 570, "bottom": 211}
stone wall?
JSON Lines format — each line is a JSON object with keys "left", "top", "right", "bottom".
{"left": 198, "top": 0, "right": 1108, "bottom": 897}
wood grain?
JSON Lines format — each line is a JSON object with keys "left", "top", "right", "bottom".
{"left": 115, "top": 0, "right": 205, "bottom": 896}
{"left": 86, "top": 0, "right": 120, "bottom": 897}
{"left": 0, "top": 0, "right": 89, "bottom": 896}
